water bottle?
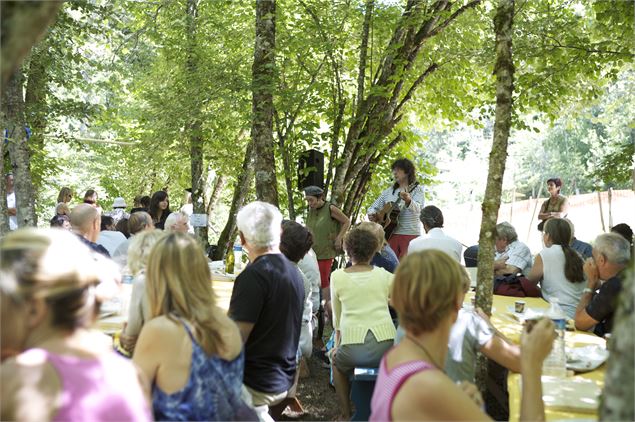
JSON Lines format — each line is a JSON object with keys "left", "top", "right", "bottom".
{"left": 225, "top": 243, "right": 235, "bottom": 275}
{"left": 119, "top": 267, "right": 134, "bottom": 316}
{"left": 233, "top": 242, "right": 243, "bottom": 272}
{"left": 542, "top": 298, "right": 567, "bottom": 378}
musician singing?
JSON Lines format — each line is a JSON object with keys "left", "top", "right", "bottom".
{"left": 367, "top": 158, "right": 425, "bottom": 260}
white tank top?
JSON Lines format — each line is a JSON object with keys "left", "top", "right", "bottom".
{"left": 540, "top": 244, "right": 585, "bottom": 319}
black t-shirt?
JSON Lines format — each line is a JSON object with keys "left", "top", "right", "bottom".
{"left": 229, "top": 253, "right": 304, "bottom": 394}
{"left": 586, "top": 274, "right": 622, "bottom": 337}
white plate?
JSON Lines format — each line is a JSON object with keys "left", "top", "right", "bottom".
{"left": 566, "top": 345, "right": 609, "bottom": 373}
{"left": 506, "top": 305, "right": 544, "bottom": 321}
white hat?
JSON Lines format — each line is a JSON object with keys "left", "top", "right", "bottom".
{"left": 112, "top": 197, "right": 127, "bottom": 208}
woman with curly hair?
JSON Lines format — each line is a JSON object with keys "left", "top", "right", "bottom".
{"left": 330, "top": 226, "right": 395, "bottom": 419}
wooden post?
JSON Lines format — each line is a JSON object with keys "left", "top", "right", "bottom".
{"left": 526, "top": 183, "right": 544, "bottom": 242}
{"left": 608, "top": 187, "right": 613, "bottom": 229}
{"left": 597, "top": 191, "right": 606, "bottom": 232}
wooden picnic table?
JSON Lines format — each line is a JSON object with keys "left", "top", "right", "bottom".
{"left": 97, "top": 273, "right": 606, "bottom": 420}
{"left": 464, "top": 293, "right": 606, "bottom": 421}
{"left": 95, "top": 273, "right": 236, "bottom": 335}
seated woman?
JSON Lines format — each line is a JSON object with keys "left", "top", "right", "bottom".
{"left": 370, "top": 250, "right": 555, "bottom": 421}
{"left": 331, "top": 227, "right": 395, "bottom": 420}
{"left": 120, "top": 230, "right": 165, "bottom": 355}
{"left": 0, "top": 228, "right": 151, "bottom": 421}
{"left": 132, "top": 233, "right": 251, "bottom": 421}
{"left": 527, "top": 218, "right": 585, "bottom": 319}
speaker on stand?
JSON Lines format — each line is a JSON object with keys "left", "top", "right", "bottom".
{"left": 298, "top": 149, "right": 324, "bottom": 190}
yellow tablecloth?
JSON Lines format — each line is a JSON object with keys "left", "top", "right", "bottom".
{"left": 467, "top": 294, "right": 606, "bottom": 421}
{"left": 95, "top": 275, "right": 236, "bottom": 334}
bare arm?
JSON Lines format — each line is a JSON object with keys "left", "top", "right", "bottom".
{"left": 526, "top": 254, "right": 544, "bottom": 283}
{"left": 330, "top": 205, "right": 351, "bottom": 247}
{"left": 575, "top": 258, "right": 600, "bottom": 330}
{"left": 132, "top": 320, "right": 163, "bottom": 384}
{"left": 495, "top": 263, "right": 521, "bottom": 276}
{"left": 392, "top": 370, "right": 490, "bottom": 421}
{"left": 7, "top": 208, "right": 16, "bottom": 216}
{"left": 537, "top": 200, "right": 550, "bottom": 220}
{"left": 481, "top": 335, "right": 522, "bottom": 373}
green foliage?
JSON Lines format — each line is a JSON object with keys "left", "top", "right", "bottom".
{"left": 22, "top": 0, "right": 633, "bottom": 227}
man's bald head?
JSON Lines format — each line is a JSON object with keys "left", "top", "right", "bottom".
{"left": 70, "top": 204, "right": 101, "bottom": 241}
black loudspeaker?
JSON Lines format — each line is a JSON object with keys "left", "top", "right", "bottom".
{"left": 298, "top": 149, "right": 324, "bottom": 190}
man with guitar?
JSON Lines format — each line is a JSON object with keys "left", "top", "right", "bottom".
{"left": 368, "top": 158, "right": 425, "bottom": 260}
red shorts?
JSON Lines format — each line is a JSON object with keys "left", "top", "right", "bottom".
{"left": 388, "top": 234, "right": 419, "bottom": 261}
{"left": 317, "top": 258, "right": 334, "bottom": 289}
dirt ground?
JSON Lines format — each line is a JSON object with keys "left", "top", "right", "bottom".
{"left": 279, "top": 352, "right": 340, "bottom": 421}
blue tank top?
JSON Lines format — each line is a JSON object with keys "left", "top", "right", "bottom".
{"left": 152, "top": 318, "right": 247, "bottom": 421}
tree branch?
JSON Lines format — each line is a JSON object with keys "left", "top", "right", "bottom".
{"left": 356, "top": 0, "right": 374, "bottom": 115}
{"left": 394, "top": 62, "right": 439, "bottom": 115}
{"left": 427, "top": 0, "right": 482, "bottom": 39}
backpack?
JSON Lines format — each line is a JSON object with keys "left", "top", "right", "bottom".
{"left": 493, "top": 274, "right": 541, "bottom": 298}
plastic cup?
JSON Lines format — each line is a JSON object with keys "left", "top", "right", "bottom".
{"left": 515, "top": 300, "right": 526, "bottom": 313}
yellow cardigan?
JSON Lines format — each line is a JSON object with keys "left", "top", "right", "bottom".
{"left": 330, "top": 266, "right": 396, "bottom": 345}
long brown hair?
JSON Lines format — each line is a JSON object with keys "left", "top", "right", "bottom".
{"left": 145, "top": 233, "right": 224, "bottom": 354}
{"left": 544, "top": 218, "right": 584, "bottom": 283}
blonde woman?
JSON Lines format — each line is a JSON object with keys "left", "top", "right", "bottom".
{"left": 133, "top": 233, "right": 250, "bottom": 421}
{"left": 370, "top": 250, "right": 555, "bottom": 421}
{"left": 0, "top": 229, "right": 151, "bottom": 421}
{"left": 120, "top": 230, "right": 165, "bottom": 354}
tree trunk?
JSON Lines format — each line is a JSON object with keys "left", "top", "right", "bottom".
{"left": 251, "top": 0, "right": 279, "bottom": 206}
{"left": 206, "top": 173, "right": 226, "bottom": 218}
{"left": 0, "top": 124, "right": 9, "bottom": 235}
{"left": 329, "top": 0, "right": 480, "bottom": 207}
{"left": 278, "top": 132, "right": 295, "bottom": 219}
{"left": 184, "top": 0, "right": 209, "bottom": 249}
{"left": 355, "top": 0, "right": 374, "bottom": 115}
{"left": 1, "top": 1, "right": 62, "bottom": 86}
{"left": 212, "top": 139, "right": 255, "bottom": 260}
{"left": 24, "top": 41, "right": 50, "bottom": 189}
{"left": 600, "top": 266, "right": 634, "bottom": 421}
{"left": 474, "top": 0, "right": 515, "bottom": 393}
{"left": 2, "top": 69, "right": 38, "bottom": 228}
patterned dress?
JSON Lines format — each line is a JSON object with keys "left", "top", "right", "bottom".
{"left": 152, "top": 318, "right": 250, "bottom": 421}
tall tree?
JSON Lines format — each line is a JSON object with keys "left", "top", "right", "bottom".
{"left": 329, "top": 0, "right": 480, "bottom": 213}
{"left": 0, "top": 1, "right": 62, "bottom": 85}
{"left": 0, "top": 127, "right": 8, "bottom": 235}
{"left": 184, "top": 0, "right": 209, "bottom": 249}
{"left": 474, "top": 0, "right": 515, "bottom": 396}
{"left": 212, "top": 139, "right": 255, "bottom": 260}
{"left": 601, "top": 266, "right": 634, "bottom": 420}
{"left": 2, "top": 70, "right": 38, "bottom": 228}
{"left": 251, "top": 0, "right": 279, "bottom": 206}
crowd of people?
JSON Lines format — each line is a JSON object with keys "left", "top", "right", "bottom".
{"left": 1, "top": 162, "right": 633, "bottom": 421}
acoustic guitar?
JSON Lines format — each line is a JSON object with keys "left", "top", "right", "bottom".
{"left": 375, "top": 182, "right": 419, "bottom": 240}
